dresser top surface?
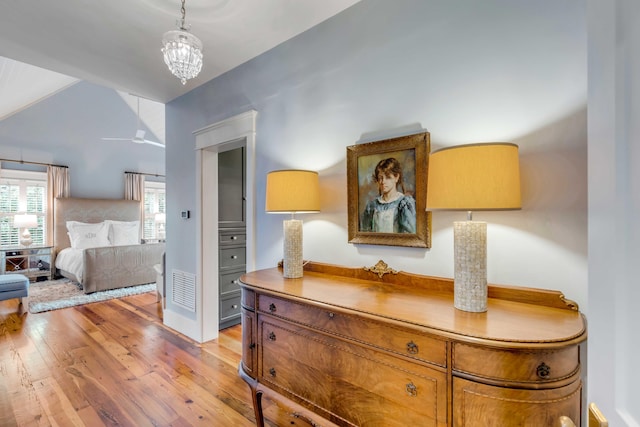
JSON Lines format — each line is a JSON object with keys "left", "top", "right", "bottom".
{"left": 240, "top": 264, "right": 586, "bottom": 346}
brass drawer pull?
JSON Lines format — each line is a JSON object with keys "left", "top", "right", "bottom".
{"left": 406, "top": 341, "right": 419, "bottom": 354}
{"left": 327, "top": 312, "right": 335, "bottom": 319}
{"left": 269, "top": 367, "right": 276, "bottom": 377}
{"left": 406, "top": 381, "right": 418, "bottom": 397}
{"left": 268, "top": 331, "right": 276, "bottom": 341}
{"left": 269, "top": 303, "right": 276, "bottom": 313}
{"left": 537, "top": 362, "right": 551, "bottom": 379}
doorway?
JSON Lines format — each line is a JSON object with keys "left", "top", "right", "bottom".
{"left": 195, "top": 110, "right": 256, "bottom": 342}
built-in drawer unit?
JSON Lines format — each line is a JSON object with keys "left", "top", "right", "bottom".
{"left": 218, "top": 226, "right": 245, "bottom": 330}
{"left": 217, "top": 145, "right": 246, "bottom": 330}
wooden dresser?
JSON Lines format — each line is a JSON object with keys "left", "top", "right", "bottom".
{"left": 238, "top": 262, "right": 586, "bottom": 427}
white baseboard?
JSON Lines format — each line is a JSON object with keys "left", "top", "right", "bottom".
{"left": 163, "top": 308, "right": 208, "bottom": 343}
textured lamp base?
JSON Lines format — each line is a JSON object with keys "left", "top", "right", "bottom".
{"left": 453, "top": 221, "right": 487, "bottom": 312}
{"left": 283, "top": 219, "right": 303, "bottom": 279}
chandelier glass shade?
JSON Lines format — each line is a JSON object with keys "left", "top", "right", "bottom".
{"left": 161, "top": 0, "right": 203, "bottom": 85}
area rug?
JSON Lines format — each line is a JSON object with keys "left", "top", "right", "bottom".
{"left": 28, "top": 278, "right": 156, "bottom": 314}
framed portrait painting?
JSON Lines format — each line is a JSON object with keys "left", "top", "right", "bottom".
{"left": 347, "top": 131, "right": 431, "bottom": 248}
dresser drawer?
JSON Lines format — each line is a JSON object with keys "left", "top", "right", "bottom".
{"left": 260, "top": 320, "right": 334, "bottom": 413}
{"left": 260, "top": 318, "right": 447, "bottom": 426}
{"left": 241, "top": 288, "right": 255, "bottom": 310}
{"left": 453, "top": 377, "right": 582, "bottom": 427}
{"left": 219, "top": 229, "right": 246, "bottom": 246}
{"left": 258, "top": 294, "right": 446, "bottom": 367}
{"left": 219, "top": 247, "right": 246, "bottom": 269}
{"left": 220, "top": 268, "right": 244, "bottom": 295}
{"left": 220, "top": 292, "right": 241, "bottom": 322}
{"left": 453, "top": 343, "right": 579, "bottom": 385}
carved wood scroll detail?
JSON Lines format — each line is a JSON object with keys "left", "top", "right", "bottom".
{"left": 364, "top": 260, "right": 399, "bottom": 278}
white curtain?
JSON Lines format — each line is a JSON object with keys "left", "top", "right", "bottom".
{"left": 124, "top": 172, "right": 145, "bottom": 237}
{"left": 47, "top": 165, "right": 70, "bottom": 246}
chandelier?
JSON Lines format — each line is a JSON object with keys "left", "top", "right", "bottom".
{"left": 161, "top": 0, "right": 203, "bottom": 85}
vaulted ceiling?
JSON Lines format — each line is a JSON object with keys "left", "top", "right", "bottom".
{"left": 0, "top": 1, "right": 361, "bottom": 125}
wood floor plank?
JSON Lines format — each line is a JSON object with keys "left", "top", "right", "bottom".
{"left": 32, "top": 376, "right": 86, "bottom": 427}
{"left": 172, "top": 372, "right": 256, "bottom": 426}
{"left": 22, "top": 310, "right": 99, "bottom": 415}
{"left": 0, "top": 291, "right": 311, "bottom": 427}
{"left": 66, "top": 345, "right": 154, "bottom": 426}
{"left": 0, "top": 330, "right": 51, "bottom": 426}
{"left": 0, "top": 331, "right": 20, "bottom": 427}
{"left": 147, "top": 330, "right": 257, "bottom": 422}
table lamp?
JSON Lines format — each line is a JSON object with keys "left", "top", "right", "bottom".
{"left": 265, "top": 170, "right": 320, "bottom": 278}
{"left": 13, "top": 214, "right": 38, "bottom": 247}
{"left": 426, "top": 143, "right": 521, "bottom": 312}
{"left": 155, "top": 213, "right": 166, "bottom": 239}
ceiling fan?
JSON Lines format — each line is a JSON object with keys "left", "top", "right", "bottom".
{"left": 101, "top": 97, "right": 164, "bottom": 148}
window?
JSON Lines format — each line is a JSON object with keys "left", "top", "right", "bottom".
{"left": 0, "top": 170, "right": 47, "bottom": 247}
{"left": 143, "top": 181, "right": 166, "bottom": 240}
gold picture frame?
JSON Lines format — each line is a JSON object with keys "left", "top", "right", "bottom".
{"left": 347, "top": 131, "right": 431, "bottom": 248}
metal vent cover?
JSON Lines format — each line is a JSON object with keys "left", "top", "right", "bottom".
{"left": 171, "top": 269, "right": 196, "bottom": 312}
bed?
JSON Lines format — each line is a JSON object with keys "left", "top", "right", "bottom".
{"left": 53, "top": 197, "right": 165, "bottom": 294}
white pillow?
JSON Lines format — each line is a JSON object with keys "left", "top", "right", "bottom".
{"left": 67, "top": 221, "right": 110, "bottom": 249}
{"left": 66, "top": 220, "right": 96, "bottom": 247}
{"left": 106, "top": 220, "right": 140, "bottom": 246}
{"left": 66, "top": 220, "right": 92, "bottom": 232}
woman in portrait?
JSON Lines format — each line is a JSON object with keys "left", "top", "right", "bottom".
{"left": 360, "top": 157, "right": 416, "bottom": 233}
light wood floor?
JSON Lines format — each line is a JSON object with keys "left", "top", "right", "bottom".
{"left": 0, "top": 291, "right": 308, "bottom": 427}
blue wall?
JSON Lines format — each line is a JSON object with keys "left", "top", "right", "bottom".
{"left": 175, "top": 0, "right": 588, "bottom": 329}
{"left": 0, "top": 81, "right": 164, "bottom": 198}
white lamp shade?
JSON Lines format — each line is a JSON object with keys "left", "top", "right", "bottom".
{"left": 265, "top": 170, "right": 321, "bottom": 213}
{"left": 426, "top": 143, "right": 521, "bottom": 211}
{"left": 13, "top": 214, "right": 38, "bottom": 229}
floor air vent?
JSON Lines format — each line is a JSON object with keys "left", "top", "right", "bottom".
{"left": 172, "top": 269, "right": 196, "bottom": 312}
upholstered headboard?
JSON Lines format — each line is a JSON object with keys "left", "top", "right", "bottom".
{"left": 54, "top": 197, "right": 141, "bottom": 254}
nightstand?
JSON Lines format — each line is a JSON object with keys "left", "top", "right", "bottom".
{"left": 0, "top": 246, "right": 54, "bottom": 282}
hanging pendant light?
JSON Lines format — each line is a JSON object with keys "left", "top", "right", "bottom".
{"left": 161, "top": 0, "right": 203, "bottom": 85}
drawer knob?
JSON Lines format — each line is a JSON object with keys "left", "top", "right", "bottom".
{"left": 405, "top": 381, "right": 418, "bottom": 397}
{"left": 269, "top": 303, "right": 277, "bottom": 313}
{"left": 231, "top": 255, "right": 238, "bottom": 259}
{"left": 231, "top": 236, "right": 238, "bottom": 240}
{"left": 537, "top": 362, "right": 551, "bottom": 379}
{"left": 268, "top": 331, "right": 277, "bottom": 341}
{"left": 327, "top": 312, "right": 335, "bottom": 319}
{"left": 231, "top": 304, "right": 238, "bottom": 309}
{"left": 269, "top": 367, "right": 276, "bottom": 377}
{"left": 232, "top": 280, "right": 239, "bottom": 284}
{"left": 249, "top": 343, "right": 256, "bottom": 349}
{"left": 406, "top": 341, "right": 419, "bottom": 354}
